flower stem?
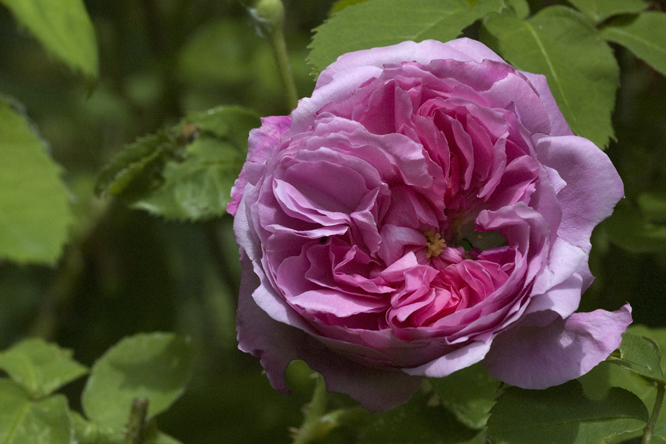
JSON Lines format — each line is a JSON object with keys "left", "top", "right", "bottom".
{"left": 252, "top": 0, "right": 299, "bottom": 110}
{"left": 291, "top": 374, "right": 329, "bottom": 444}
{"left": 643, "top": 382, "right": 665, "bottom": 444}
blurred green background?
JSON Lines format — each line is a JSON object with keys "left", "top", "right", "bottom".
{"left": 1, "top": 0, "right": 666, "bottom": 443}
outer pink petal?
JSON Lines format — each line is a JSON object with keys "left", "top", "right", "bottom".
{"left": 237, "top": 250, "right": 303, "bottom": 393}
{"left": 403, "top": 340, "right": 491, "bottom": 377}
{"left": 521, "top": 72, "right": 574, "bottom": 137}
{"left": 482, "top": 304, "right": 632, "bottom": 389}
{"left": 315, "top": 38, "right": 503, "bottom": 89}
{"left": 535, "top": 135, "right": 624, "bottom": 251}
{"left": 292, "top": 39, "right": 505, "bottom": 135}
{"left": 228, "top": 116, "right": 291, "bottom": 216}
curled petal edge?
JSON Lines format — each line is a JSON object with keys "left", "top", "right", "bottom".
{"left": 482, "top": 304, "right": 632, "bottom": 389}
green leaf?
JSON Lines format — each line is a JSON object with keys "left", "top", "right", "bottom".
{"left": 0, "top": 98, "right": 73, "bottom": 264}
{"left": 71, "top": 411, "right": 123, "bottom": 444}
{"left": 0, "top": 0, "right": 98, "bottom": 79}
{"left": 357, "top": 390, "right": 478, "bottom": 444}
{"left": 81, "top": 333, "right": 193, "bottom": 429}
{"left": 487, "top": 380, "right": 648, "bottom": 444}
{"left": 429, "top": 363, "right": 500, "bottom": 429}
{"left": 608, "top": 332, "right": 666, "bottom": 384}
{"left": 568, "top": 0, "right": 648, "bottom": 24}
{"left": 652, "top": 423, "right": 666, "bottom": 444}
{"left": 504, "top": 0, "right": 529, "bottom": 19}
{"left": 308, "top": 0, "right": 506, "bottom": 75}
{"left": 605, "top": 198, "right": 666, "bottom": 252}
{"left": 132, "top": 106, "right": 260, "bottom": 220}
{"left": 601, "top": 12, "right": 666, "bottom": 78}
{"left": 481, "top": 5, "right": 619, "bottom": 148}
{"left": 330, "top": 0, "right": 371, "bottom": 15}
{"left": 0, "top": 338, "right": 88, "bottom": 398}
{"left": 148, "top": 432, "right": 184, "bottom": 444}
{"left": 96, "top": 106, "right": 259, "bottom": 220}
{"left": 94, "top": 128, "right": 185, "bottom": 201}
{"left": 0, "top": 380, "right": 72, "bottom": 444}
{"left": 577, "top": 327, "right": 666, "bottom": 438}
{"left": 72, "top": 411, "right": 184, "bottom": 444}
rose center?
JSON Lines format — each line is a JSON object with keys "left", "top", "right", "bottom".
{"left": 423, "top": 230, "right": 447, "bottom": 259}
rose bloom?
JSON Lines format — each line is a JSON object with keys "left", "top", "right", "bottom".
{"left": 228, "top": 38, "right": 631, "bottom": 411}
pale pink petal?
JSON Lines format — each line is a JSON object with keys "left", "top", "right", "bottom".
{"left": 521, "top": 72, "right": 574, "bottom": 137}
{"left": 483, "top": 304, "right": 632, "bottom": 389}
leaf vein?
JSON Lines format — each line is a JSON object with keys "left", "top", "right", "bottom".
{"left": 523, "top": 22, "right": 575, "bottom": 122}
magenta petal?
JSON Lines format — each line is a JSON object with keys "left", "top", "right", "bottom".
{"left": 483, "top": 304, "right": 632, "bottom": 389}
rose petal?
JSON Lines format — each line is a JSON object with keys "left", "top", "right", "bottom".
{"left": 483, "top": 304, "right": 632, "bottom": 389}
{"left": 521, "top": 72, "right": 573, "bottom": 137}
{"left": 535, "top": 135, "right": 624, "bottom": 252}
{"left": 238, "top": 250, "right": 422, "bottom": 411}
{"left": 228, "top": 116, "right": 291, "bottom": 216}
{"left": 403, "top": 340, "right": 491, "bottom": 377}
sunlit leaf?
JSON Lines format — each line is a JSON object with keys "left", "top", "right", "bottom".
{"left": 429, "top": 363, "right": 500, "bottom": 429}
{"left": 487, "top": 380, "right": 648, "bottom": 444}
{"left": 0, "top": 0, "right": 98, "bottom": 79}
{"left": 0, "top": 338, "right": 88, "bottom": 398}
{"left": 0, "top": 380, "right": 71, "bottom": 444}
{"left": 0, "top": 98, "right": 72, "bottom": 264}
{"left": 567, "top": 0, "right": 647, "bottom": 24}
{"left": 601, "top": 12, "right": 666, "bottom": 78}
{"left": 481, "top": 5, "right": 619, "bottom": 148}
{"left": 81, "top": 333, "right": 194, "bottom": 429}
{"left": 308, "top": 0, "right": 506, "bottom": 75}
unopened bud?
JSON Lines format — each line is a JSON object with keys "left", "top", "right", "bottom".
{"left": 251, "top": 0, "right": 284, "bottom": 33}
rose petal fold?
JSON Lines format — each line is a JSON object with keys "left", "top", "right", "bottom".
{"left": 482, "top": 304, "right": 632, "bottom": 389}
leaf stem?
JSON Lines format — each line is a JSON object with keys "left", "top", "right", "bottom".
{"left": 643, "top": 382, "right": 665, "bottom": 444}
{"left": 252, "top": 0, "right": 299, "bottom": 110}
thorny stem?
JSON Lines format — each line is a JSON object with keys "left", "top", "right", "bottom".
{"left": 643, "top": 382, "right": 665, "bottom": 444}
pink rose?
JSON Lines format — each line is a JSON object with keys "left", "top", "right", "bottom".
{"left": 229, "top": 38, "right": 631, "bottom": 411}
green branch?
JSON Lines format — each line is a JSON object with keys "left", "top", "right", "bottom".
{"left": 644, "top": 382, "right": 665, "bottom": 444}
